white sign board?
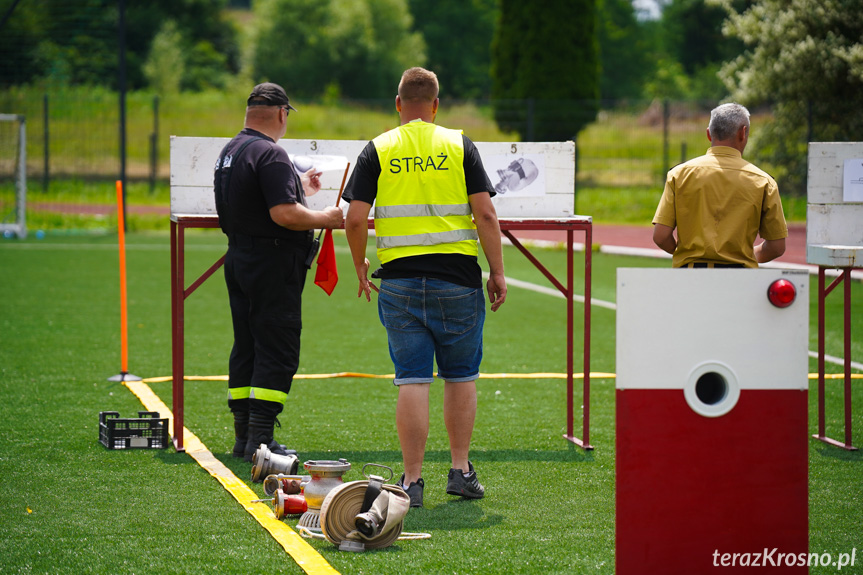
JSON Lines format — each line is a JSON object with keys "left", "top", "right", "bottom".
{"left": 843, "top": 158, "right": 863, "bottom": 202}
{"left": 807, "top": 142, "right": 863, "bottom": 266}
{"left": 616, "top": 268, "right": 809, "bottom": 393}
{"left": 170, "top": 136, "right": 575, "bottom": 218}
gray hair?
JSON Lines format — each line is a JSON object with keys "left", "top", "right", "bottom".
{"left": 709, "top": 103, "right": 750, "bottom": 141}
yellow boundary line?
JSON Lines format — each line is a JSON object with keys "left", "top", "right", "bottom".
{"left": 122, "top": 379, "right": 339, "bottom": 575}
{"left": 139, "top": 371, "right": 861, "bottom": 384}
{"left": 141, "top": 372, "right": 620, "bottom": 383}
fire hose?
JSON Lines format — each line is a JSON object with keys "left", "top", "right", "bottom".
{"left": 297, "top": 464, "right": 430, "bottom": 551}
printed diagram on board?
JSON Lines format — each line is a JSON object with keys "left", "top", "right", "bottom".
{"left": 290, "top": 154, "right": 349, "bottom": 198}
{"left": 486, "top": 154, "right": 546, "bottom": 197}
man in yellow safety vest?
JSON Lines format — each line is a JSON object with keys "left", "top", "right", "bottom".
{"left": 344, "top": 67, "right": 507, "bottom": 508}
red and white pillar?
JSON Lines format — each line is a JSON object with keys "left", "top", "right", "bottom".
{"left": 615, "top": 268, "right": 810, "bottom": 574}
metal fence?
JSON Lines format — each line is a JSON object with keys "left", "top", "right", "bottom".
{"left": 0, "top": 90, "right": 763, "bottom": 231}
{"left": 0, "top": 88, "right": 160, "bottom": 190}
{"left": 0, "top": 92, "right": 717, "bottom": 185}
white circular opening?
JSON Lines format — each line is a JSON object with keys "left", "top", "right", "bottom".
{"left": 684, "top": 361, "right": 740, "bottom": 417}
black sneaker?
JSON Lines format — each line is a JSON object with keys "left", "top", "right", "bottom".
{"left": 446, "top": 461, "right": 485, "bottom": 499}
{"left": 398, "top": 474, "right": 424, "bottom": 508}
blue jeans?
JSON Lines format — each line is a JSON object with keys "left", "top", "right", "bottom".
{"left": 378, "top": 278, "right": 485, "bottom": 385}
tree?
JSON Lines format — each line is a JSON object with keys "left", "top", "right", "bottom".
{"left": 142, "top": 21, "right": 185, "bottom": 95}
{"left": 251, "top": 0, "right": 425, "bottom": 99}
{"left": 663, "top": 0, "right": 746, "bottom": 75}
{"left": 0, "top": 0, "right": 240, "bottom": 90}
{"left": 406, "top": 0, "right": 498, "bottom": 98}
{"left": 660, "top": 0, "right": 749, "bottom": 99}
{"left": 710, "top": 0, "right": 863, "bottom": 195}
{"left": 251, "top": 0, "right": 330, "bottom": 98}
{"left": 128, "top": 0, "right": 241, "bottom": 90}
{"left": 598, "top": 0, "right": 656, "bottom": 100}
{"left": 490, "top": 0, "right": 600, "bottom": 140}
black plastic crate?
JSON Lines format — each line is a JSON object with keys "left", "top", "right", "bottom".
{"left": 99, "top": 411, "right": 169, "bottom": 449}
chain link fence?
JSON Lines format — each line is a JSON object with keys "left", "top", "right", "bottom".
{"left": 0, "top": 89, "right": 788, "bottom": 232}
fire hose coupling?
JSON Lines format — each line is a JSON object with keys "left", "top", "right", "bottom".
{"left": 354, "top": 464, "right": 394, "bottom": 539}
{"left": 274, "top": 489, "right": 307, "bottom": 520}
{"left": 263, "top": 474, "right": 311, "bottom": 497}
{"left": 297, "top": 459, "right": 353, "bottom": 533}
{"left": 263, "top": 474, "right": 311, "bottom": 519}
{"left": 251, "top": 444, "right": 299, "bottom": 483}
{"left": 250, "top": 491, "right": 308, "bottom": 520}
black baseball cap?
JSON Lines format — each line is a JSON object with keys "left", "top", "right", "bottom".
{"left": 247, "top": 82, "right": 297, "bottom": 111}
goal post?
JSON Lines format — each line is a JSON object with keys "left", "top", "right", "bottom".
{"left": 0, "top": 114, "right": 26, "bottom": 239}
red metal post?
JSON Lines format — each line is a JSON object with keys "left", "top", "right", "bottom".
{"left": 170, "top": 221, "right": 179, "bottom": 449}
{"left": 566, "top": 230, "right": 574, "bottom": 440}
{"left": 816, "top": 267, "right": 826, "bottom": 439}
{"left": 171, "top": 220, "right": 186, "bottom": 452}
{"left": 843, "top": 269, "right": 853, "bottom": 448}
{"left": 582, "top": 225, "right": 592, "bottom": 448}
{"left": 813, "top": 266, "right": 858, "bottom": 451}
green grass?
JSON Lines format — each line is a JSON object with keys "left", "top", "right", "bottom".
{"left": 0, "top": 233, "right": 860, "bottom": 574}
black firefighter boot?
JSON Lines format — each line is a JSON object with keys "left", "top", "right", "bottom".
{"left": 231, "top": 411, "right": 249, "bottom": 458}
{"left": 244, "top": 413, "right": 296, "bottom": 463}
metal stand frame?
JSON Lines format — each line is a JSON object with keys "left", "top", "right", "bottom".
{"left": 501, "top": 219, "right": 593, "bottom": 449}
{"left": 813, "top": 266, "right": 858, "bottom": 451}
{"left": 170, "top": 215, "right": 223, "bottom": 452}
{"left": 170, "top": 215, "right": 593, "bottom": 452}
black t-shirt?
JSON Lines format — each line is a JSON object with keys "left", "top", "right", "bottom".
{"left": 214, "top": 128, "right": 311, "bottom": 245}
{"left": 343, "top": 133, "right": 494, "bottom": 288}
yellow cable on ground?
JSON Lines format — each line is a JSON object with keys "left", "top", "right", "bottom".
{"left": 141, "top": 371, "right": 862, "bottom": 384}
{"left": 141, "top": 372, "right": 621, "bottom": 384}
{"left": 122, "top": 379, "right": 339, "bottom": 575}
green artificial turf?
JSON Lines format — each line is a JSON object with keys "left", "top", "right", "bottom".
{"left": 0, "top": 232, "right": 860, "bottom": 574}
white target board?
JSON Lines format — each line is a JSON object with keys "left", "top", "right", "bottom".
{"left": 616, "top": 268, "right": 810, "bottom": 394}
{"left": 170, "top": 136, "right": 575, "bottom": 218}
{"left": 807, "top": 142, "right": 863, "bottom": 267}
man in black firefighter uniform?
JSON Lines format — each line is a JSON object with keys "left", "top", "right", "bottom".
{"left": 214, "top": 83, "right": 343, "bottom": 461}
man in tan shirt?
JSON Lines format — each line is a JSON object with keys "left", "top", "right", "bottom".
{"left": 652, "top": 103, "right": 787, "bottom": 268}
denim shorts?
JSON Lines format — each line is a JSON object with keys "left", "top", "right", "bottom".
{"left": 377, "top": 277, "right": 485, "bottom": 385}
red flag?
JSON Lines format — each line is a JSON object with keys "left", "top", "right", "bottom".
{"left": 314, "top": 229, "right": 338, "bottom": 295}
